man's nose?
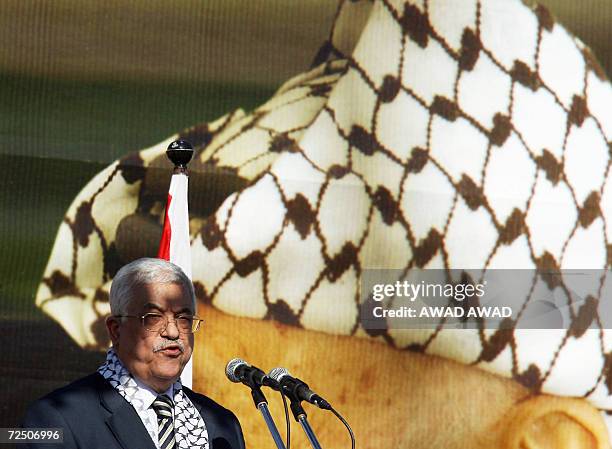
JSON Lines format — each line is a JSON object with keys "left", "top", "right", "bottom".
{"left": 161, "top": 318, "right": 180, "bottom": 339}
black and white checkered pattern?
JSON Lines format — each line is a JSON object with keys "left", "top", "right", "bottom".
{"left": 40, "top": 0, "right": 612, "bottom": 436}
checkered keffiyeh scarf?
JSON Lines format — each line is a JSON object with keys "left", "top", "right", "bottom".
{"left": 37, "top": 0, "right": 612, "bottom": 434}
{"left": 98, "top": 348, "right": 209, "bottom": 449}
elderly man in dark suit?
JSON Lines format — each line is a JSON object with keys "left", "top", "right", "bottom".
{"left": 23, "top": 258, "right": 245, "bottom": 449}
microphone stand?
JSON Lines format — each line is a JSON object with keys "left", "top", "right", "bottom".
{"left": 250, "top": 386, "right": 287, "bottom": 449}
{"left": 289, "top": 400, "right": 323, "bottom": 449}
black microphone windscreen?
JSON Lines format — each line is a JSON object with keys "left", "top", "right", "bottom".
{"left": 225, "top": 358, "right": 247, "bottom": 383}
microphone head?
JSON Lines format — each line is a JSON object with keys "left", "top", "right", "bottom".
{"left": 268, "top": 367, "right": 291, "bottom": 383}
{"left": 225, "top": 358, "right": 248, "bottom": 383}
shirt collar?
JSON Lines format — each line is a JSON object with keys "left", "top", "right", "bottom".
{"left": 132, "top": 376, "right": 175, "bottom": 409}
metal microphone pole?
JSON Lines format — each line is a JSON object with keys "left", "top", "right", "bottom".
{"left": 226, "top": 359, "right": 287, "bottom": 449}
{"left": 290, "top": 400, "right": 323, "bottom": 449}
{"left": 250, "top": 386, "right": 287, "bottom": 449}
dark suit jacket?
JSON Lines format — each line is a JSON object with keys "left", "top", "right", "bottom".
{"left": 22, "top": 372, "right": 245, "bottom": 449}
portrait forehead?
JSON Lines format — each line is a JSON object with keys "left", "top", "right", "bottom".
{"left": 129, "top": 282, "right": 194, "bottom": 315}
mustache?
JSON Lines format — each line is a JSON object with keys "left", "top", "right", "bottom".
{"left": 153, "top": 339, "right": 185, "bottom": 353}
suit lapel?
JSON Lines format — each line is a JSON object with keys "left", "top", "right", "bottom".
{"left": 96, "top": 374, "right": 158, "bottom": 449}
{"left": 183, "top": 388, "right": 218, "bottom": 442}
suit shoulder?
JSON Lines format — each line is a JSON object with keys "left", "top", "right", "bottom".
{"left": 23, "top": 373, "right": 108, "bottom": 429}
{"left": 29, "top": 372, "right": 105, "bottom": 408}
{"left": 183, "top": 387, "right": 237, "bottom": 419}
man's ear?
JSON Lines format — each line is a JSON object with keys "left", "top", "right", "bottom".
{"left": 498, "top": 395, "right": 609, "bottom": 449}
{"left": 106, "top": 316, "right": 121, "bottom": 347}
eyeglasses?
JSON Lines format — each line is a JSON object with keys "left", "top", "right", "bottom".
{"left": 115, "top": 313, "right": 203, "bottom": 334}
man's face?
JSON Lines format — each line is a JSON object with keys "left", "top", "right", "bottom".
{"left": 106, "top": 282, "right": 195, "bottom": 392}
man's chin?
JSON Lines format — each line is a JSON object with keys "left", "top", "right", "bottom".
{"left": 151, "top": 367, "right": 183, "bottom": 385}
{"left": 152, "top": 355, "right": 189, "bottom": 380}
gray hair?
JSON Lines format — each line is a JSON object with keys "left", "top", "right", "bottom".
{"left": 109, "top": 258, "right": 196, "bottom": 316}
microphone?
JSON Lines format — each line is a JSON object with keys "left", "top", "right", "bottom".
{"left": 268, "top": 367, "right": 331, "bottom": 410}
{"left": 225, "top": 358, "right": 279, "bottom": 390}
{"left": 226, "top": 359, "right": 288, "bottom": 446}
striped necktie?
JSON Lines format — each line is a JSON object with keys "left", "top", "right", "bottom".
{"left": 152, "top": 394, "right": 176, "bottom": 449}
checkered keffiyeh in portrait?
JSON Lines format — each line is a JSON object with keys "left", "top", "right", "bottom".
{"left": 98, "top": 349, "right": 209, "bottom": 449}
{"left": 37, "top": 0, "right": 612, "bottom": 434}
